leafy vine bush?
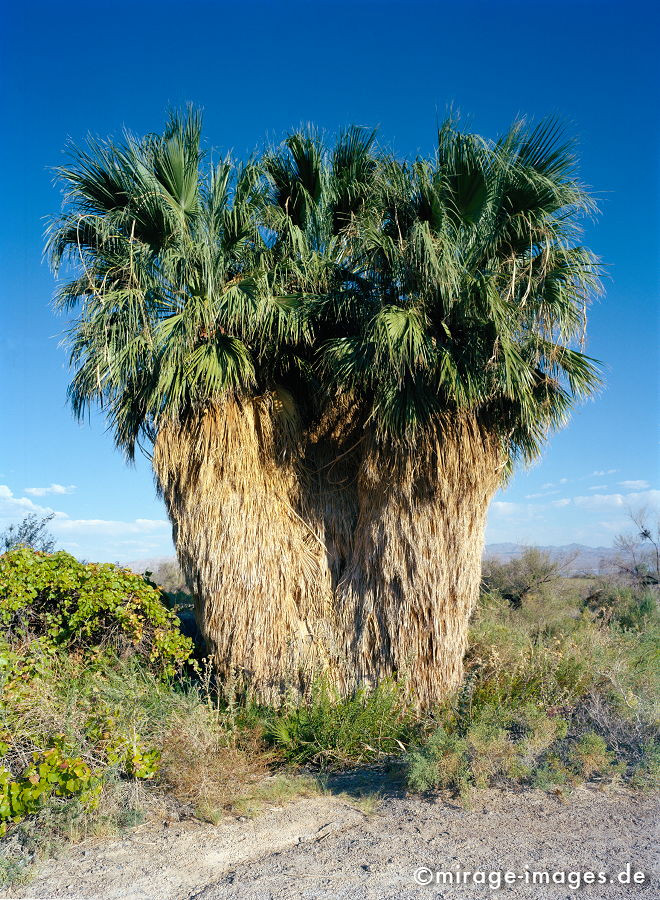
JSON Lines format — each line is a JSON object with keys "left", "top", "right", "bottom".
{"left": 0, "top": 549, "right": 193, "bottom": 676}
{"left": 0, "top": 644, "right": 163, "bottom": 836}
{"left": 0, "top": 549, "right": 193, "bottom": 839}
{"left": 0, "top": 737, "right": 101, "bottom": 836}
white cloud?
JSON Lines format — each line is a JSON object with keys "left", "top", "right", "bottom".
{"left": 573, "top": 489, "right": 660, "bottom": 511}
{"left": 25, "top": 483, "right": 76, "bottom": 497}
{"left": 574, "top": 494, "right": 625, "bottom": 510}
{"left": 491, "top": 501, "right": 518, "bottom": 516}
{"left": 53, "top": 518, "right": 169, "bottom": 536}
{"left": 0, "top": 484, "right": 53, "bottom": 518}
{"left": 0, "top": 484, "right": 172, "bottom": 563}
{"left": 589, "top": 484, "right": 608, "bottom": 490}
{"left": 618, "top": 480, "right": 650, "bottom": 490}
{"left": 551, "top": 498, "right": 571, "bottom": 507}
{"left": 591, "top": 469, "right": 618, "bottom": 477}
{"left": 524, "top": 490, "right": 559, "bottom": 499}
{"left": 537, "top": 478, "right": 569, "bottom": 490}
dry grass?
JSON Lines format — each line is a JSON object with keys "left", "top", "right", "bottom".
{"left": 158, "top": 703, "right": 270, "bottom": 820}
{"left": 230, "top": 774, "right": 323, "bottom": 820}
{"left": 159, "top": 704, "right": 326, "bottom": 823}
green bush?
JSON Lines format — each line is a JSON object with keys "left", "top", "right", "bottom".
{"left": 583, "top": 581, "right": 657, "bottom": 631}
{"left": 406, "top": 727, "right": 470, "bottom": 796}
{"left": 481, "top": 548, "right": 561, "bottom": 608}
{"left": 0, "top": 549, "right": 193, "bottom": 676}
{"left": 0, "top": 648, "right": 166, "bottom": 837}
{"left": 405, "top": 705, "right": 568, "bottom": 797}
{"left": 0, "top": 736, "right": 101, "bottom": 836}
{"left": 0, "top": 547, "right": 194, "bottom": 846}
{"left": 263, "top": 678, "right": 412, "bottom": 768}
{"left": 567, "top": 731, "right": 616, "bottom": 779}
{"left": 630, "top": 741, "right": 660, "bottom": 790}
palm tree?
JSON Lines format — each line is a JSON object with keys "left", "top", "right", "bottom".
{"left": 259, "top": 125, "right": 378, "bottom": 590}
{"left": 48, "top": 111, "right": 379, "bottom": 701}
{"left": 317, "top": 118, "right": 602, "bottom": 706}
{"left": 49, "top": 110, "right": 332, "bottom": 700}
{"left": 50, "top": 112, "right": 601, "bottom": 708}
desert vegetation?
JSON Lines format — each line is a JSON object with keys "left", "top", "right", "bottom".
{"left": 0, "top": 535, "right": 656, "bottom": 885}
{"left": 47, "top": 109, "right": 601, "bottom": 706}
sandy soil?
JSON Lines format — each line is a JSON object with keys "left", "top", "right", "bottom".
{"left": 11, "top": 777, "right": 658, "bottom": 900}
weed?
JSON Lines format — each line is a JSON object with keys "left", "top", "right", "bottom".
{"left": 263, "top": 678, "right": 413, "bottom": 769}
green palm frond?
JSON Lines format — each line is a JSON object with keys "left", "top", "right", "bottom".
{"left": 50, "top": 111, "right": 602, "bottom": 466}
{"left": 317, "top": 116, "right": 602, "bottom": 458}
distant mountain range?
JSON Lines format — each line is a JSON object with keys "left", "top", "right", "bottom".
{"left": 127, "top": 543, "right": 619, "bottom": 578}
{"left": 483, "top": 543, "right": 618, "bottom": 575}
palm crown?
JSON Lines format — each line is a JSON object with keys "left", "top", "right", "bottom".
{"left": 48, "top": 114, "right": 383, "bottom": 458}
{"left": 49, "top": 111, "right": 601, "bottom": 468}
{"left": 318, "top": 118, "right": 601, "bottom": 465}
{"left": 49, "top": 110, "right": 270, "bottom": 458}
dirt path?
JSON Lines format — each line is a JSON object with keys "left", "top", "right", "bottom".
{"left": 12, "top": 781, "right": 658, "bottom": 900}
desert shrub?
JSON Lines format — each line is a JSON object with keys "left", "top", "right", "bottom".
{"left": 406, "top": 728, "right": 470, "bottom": 796}
{"left": 629, "top": 741, "right": 660, "bottom": 790}
{"left": 567, "top": 731, "right": 617, "bottom": 779}
{"left": 531, "top": 756, "right": 574, "bottom": 791}
{"left": 481, "top": 548, "right": 563, "bottom": 608}
{"left": 158, "top": 701, "right": 271, "bottom": 822}
{"left": 405, "top": 704, "right": 568, "bottom": 798}
{"left": 582, "top": 580, "right": 657, "bottom": 631}
{"left": 404, "top": 584, "right": 659, "bottom": 798}
{"left": 0, "top": 549, "right": 193, "bottom": 676}
{"left": 263, "top": 678, "right": 413, "bottom": 768}
{"left": 464, "top": 597, "right": 595, "bottom": 711}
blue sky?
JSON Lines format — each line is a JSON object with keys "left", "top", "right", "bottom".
{"left": 1, "top": 0, "right": 658, "bottom": 563}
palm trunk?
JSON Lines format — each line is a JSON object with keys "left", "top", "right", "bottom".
{"left": 336, "top": 417, "right": 503, "bottom": 709}
{"left": 304, "top": 400, "right": 361, "bottom": 591}
{"left": 153, "top": 396, "right": 343, "bottom": 704}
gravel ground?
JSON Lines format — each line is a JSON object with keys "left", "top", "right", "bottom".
{"left": 11, "top": 780, "right": 658, "bottom": 900}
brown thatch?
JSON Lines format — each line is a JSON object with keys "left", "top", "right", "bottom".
{"left": 154, "top": 398, "right": 503, "bottom": 709}
{"left": 304, "top": 394, "right": 362, "bottom": 591}
{"left": 153, "top": 394, "right": 345, "bottom": 704}
{"left": 335, "top": 416, "right": 504, "bottom": 709}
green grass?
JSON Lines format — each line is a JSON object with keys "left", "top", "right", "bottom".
{"left": 259, "top": 677, "right": 414, "bottom": 769}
